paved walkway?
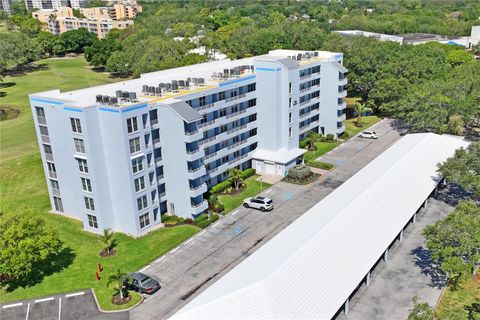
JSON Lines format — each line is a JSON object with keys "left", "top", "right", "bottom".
{"left": 131, "top": 119, "right": 402, "bottom": 320}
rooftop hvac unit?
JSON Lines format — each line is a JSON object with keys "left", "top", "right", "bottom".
{"left": 297, "top": 53, "right": 302, "bottom": 61}
{"left": 185, "top": 80, "right": 190, "bottom": 87}
{"left": 142, "top": 85, "right": 148, "bottom": 93}
{"left": 154, "top": 87, "right": 161, "bottom": 94}
{"left": 109, "top": 97, "right": 118, "bottom": 104}
{"left": 229, "top": 69, "right": 234, "bottom": 75}
{"left": 192, "top": 77, "right": 197, "bottom": 84}
{"left": 187, "top": 77, "right": 192, "bottom": 83}
{"left": 223, "top": 69, "right": 229, "bottom": 75}
{"left": 172, "top": 80, "right": 178, "bottom": 86}
{"left": 96, "top": 94, "right": 103, "bottom": 102}
{"left": 159, "top": 83, "right": 166, "bottom": 89}
{"left": 129, "top": 92, "right": 136, "bottom": 100}
{"left": 211, "top": 72, "right": 217, "bottom": 79}
{"left": 198, "top": 78, "right": 205, "bottom": 85}
{"left": 172, "top": 82, "right": 179, "bottom": 90}
{"left": 102, "top": 95, "right": 110, "bottom": 103}
{"left": 217, "top": 72, "right": 223, "bottom": 78}
{"left": 116, "top": 90, "right": 123, "bottom": 98}
{"left": 250, "top": 65, "right": 254, "bottom": 70}
{"left": 314, "top": 51, "right": 319, "bottom": 57}
{"left": 165, "top": 83, "right": 172, "bottom": 90}
{"left": 122, "top": 91, "right": 129, "bottom": 98}
{"left": 149, "top": 86, "right": 155, "bottom": 93}
{"left": 179, "top": 80, "right": 185, "bottom": 87}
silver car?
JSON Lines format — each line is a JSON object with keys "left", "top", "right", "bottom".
{"left": 358, "top": 130, "right": 378, "bottom": 139}
{"left": 243, "top": 196, "right": 274, "bottom": 211}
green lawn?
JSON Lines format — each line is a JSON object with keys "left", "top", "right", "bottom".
{"left": 436, "top": 277, "right": 480, "bottom": 319}
{"left": 218, "top": 175, "right": 272, "bottom": 213}
{"left": 344, "top": 116, "right": 382, "bottom": 138}
{"left": 304, "top": 141, "right": 341, "bottom": 162}
{"left": 0, "top": 57, "right": 118, "bottom": 162}
{"left": 0, "top": 58, "right": 199, "bottom": 310}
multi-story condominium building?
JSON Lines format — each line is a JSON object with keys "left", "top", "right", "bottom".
{"left": 30, "top": 49, "right": 347, "bottom": 236}
{"left": 33, "top": 7, "right": 133, "bottom": 39}
{"left": 80, "top": 3, "right": 141, "bottom": 20}
{"left": 25, "top": 0, "right": 68, "bottom": 10}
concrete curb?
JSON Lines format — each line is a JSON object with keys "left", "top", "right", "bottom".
{"left": 91, "top": 288, "right": 144, "bottom": 313}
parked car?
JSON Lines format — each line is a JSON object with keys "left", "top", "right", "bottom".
{"left": 243, "top": 196, "right": 274, "bottom": 211}
{"left": 124, "top": 272, "right": 161, "bottom": 294}
{"left": 358, "top": 131, "right": 378, "bottom": 139}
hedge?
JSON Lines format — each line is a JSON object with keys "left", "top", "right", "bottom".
{"left": 306, "top": 160, "right": 335, "bottom": 170}
{"left": 210, "top": 213, "right": 219, "bottom": 222}
{"left": 241, "top": 168, "right": 256, "bottom": 179}
{"left": 210, "top": 168, "right": 256, "bottom": 194}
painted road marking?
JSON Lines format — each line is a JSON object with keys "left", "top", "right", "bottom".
{"left": 58, "top": 298, "right": 61, "bottom": 320}
{"left": 197, "top": 230, "right": 206, "bottom": 236}
{"left": 35, "top": 297, "right": 54, "bottom": 303}
{"left": 169, "top": 247, "right": 180, "bottom": 254}
{"left": 264, "top": 189, "right": 272, "bottom": 194}
{"left": 25, "top": 303, "right": 30, "bottom": 320}
{"left": 2, "top": 302, "right": 23, "bottom": 309}
{"left": 232, "top": 210, "right": 239, "bottom": 215}
{"left": 65, "top": 292, "right": 85, "bottom": 298}
{"left": 184, "top": 239, "right": 194, "bottom": 245}
{"left": 211, "top": 221, "right": 221, "bottom": 228}
{"left": 154, "top": 256, "right": 165, "bottom": 264}
{"left": 139, "top": 265, "right": 150, "bottom": 272}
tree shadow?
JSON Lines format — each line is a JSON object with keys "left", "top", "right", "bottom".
{"left": 465, "top": 302, "right": 480, "bottom": 320}
{"left": 4, "top": 247, "right": 76, "bottom": 292}
{"left": 6, "top": 63, "right": 50, "bottom": 77}
{"left": 435, "top": 183, "right": 474, "bottom": 207}
{"left": 389, "top": 118, "right": 411, "bottom": 135}
{"left": 0, "top": 82, "right": 16, "bottom": 89}
{"left": 411, "top": 246, "right": 446, "bottom": 289}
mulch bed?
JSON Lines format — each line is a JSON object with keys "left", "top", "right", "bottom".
{"left": 283, "top": 173, "right": 321, "bottom": 185}
{"left": 99, "top": 249, "right": 117, "bottom": 257}
{"left": 0, "top": 106, "right": 20, "bottom": 121}
{"left": 111, "top": 294, "right": 132, "bottom": 305}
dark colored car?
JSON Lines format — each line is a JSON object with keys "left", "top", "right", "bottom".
{"left": 124, "top": 272, "right": 161, "bottom": 294}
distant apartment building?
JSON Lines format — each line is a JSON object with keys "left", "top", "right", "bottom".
{"left": 32, "top": 5, "right": 133, "bottom": 38}
{"left": 29, "top": 49, "right": 347, "bottom": 236}
{"left": 25, "top": 0, "right": 68, "bottom": 10}
{"left": 80, "top": 3, "right": 140, "bottom": 20}
{"left": 0, "top": 0, "right": 12, "bottom": 13}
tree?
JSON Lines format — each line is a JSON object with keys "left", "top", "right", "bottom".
{"left": 0, "top": 209, "right": 63, "bottom": 280}
{"left": 0, "top": 32, "right": 41, "bottom": 71}
{"left": 106, "top": 269, "right": 130, "bottom": 300}
{"left": 306, "top": 130, "right": 320, "bottom": 150}
{"left": 227, "top": 168, "right": 243, "bottom": 190}
{"left": 438, "top": 142, "right": 480, "bottom": 197}
{"left": 100, "top": 228, "right": 114, "bottom": 254}
{"left": 407, "top": 296, "right": 434, "bottom": 320}
{"left": 446, "top": 50, "right": 474, "bottom": 67}
{"left": 60, "top": 28, "right": 98, "bottom": 54}
{"left": 423, "top": 200, "right": 480, "bottom": 286}
{"left": 351, "top": 102, "right": 373, "bottom": 127}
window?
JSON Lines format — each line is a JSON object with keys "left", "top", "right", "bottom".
{"left": 53, "top": 197, "right": 63, "bottom": 212}
{"left": 248, "top": 99, "right": 256, "bottom": 108}
{"left": 139, "top": 212, "right": 150, "bottom": 229}
{"left": 77, "top": 158, "right": 88, "bottom": 173}
{"left": 170, "top": 203, "right": 175, "bottom": 215}
{"left": 132, "top": 158, "right": 143, "bottom": 174}
{"left": 47, "top": 162, "right": 56, "bottom": 173}
{"left": 84, "top": 197, "right": 95, "bottom": 211}
{"left": 81, "top": 177, "right": 92, "bottom": 192}
{"left": 127, "top": 117, "right": 138, "bottom": 133}
{"left": 50, "top": 179, "right": 59, "bottom": 190}
{"left": 35, "top": 106, "right": 45, "bottom": 118}
{"left": 39, "top": 125, "right": 49, "bottom": 136}
{"left": 219, "top": 108, "right": 227, "bottom": 117}
{"left": 129, "top": 137, "right": 141, "bottom": 154}
{"left": 199, "top": 96, "right": 206, "bottom": 107}
{"left": 247, "top": 83, "right": 256, "bottom": 92}
{"left": 289, "top": 127, "right": 292, "bottom": 139}
{"left": 289, "top": 82, "right": 292, "bottom": 94}
{"left": 289, "top": 98, "right": 292, "bottom": 109}
{"left": 219, "top": 91, "right": 225, "bottom": 100}
{"left": 43, "top": 144, "right": 53, "bottom": 155}
{"left": 70, "top": 118, "right": 82, "bottom": 133}
{"left": 289, "top": 113, "right": 292, "bottom": 124}
{"left": 74, "top": 138, "right": 85, "bottom": 153}
{"left": 134, "top": 176, "right": 145, "bottom": 192}
{"left": 87, "top": 214, "right": 98, "bottom": 228}
{"left": 137, "top": 195, "right": 148, "bottom": 211}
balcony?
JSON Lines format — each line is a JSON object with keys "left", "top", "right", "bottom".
{"left": 51, "top": 188, "right": 61, "bottom": 196}
{"left": 157, "top": 174, "right": 165, "bottom": 184}
{"left": 191, "top": 200, "right": 208, "bottom": 215}
{"left": 339, "top": 77, "right": 348, "bottom": 86}
{"left": 184, "top": 129, "right": 203, "bottom": 142}
{"left": 198, "top": 135, "right": 216, "bottom": 147}
{"left": 300, "top": 108, "right": 320, "bottom": 120}
{"left": 45, "top": 153, "right": 54, "bottom": 161}
{"left": 186, "top": 148, "right": 205, "bottom": 161}
{"left": 300, "top": 120, "right": 320, "bottom": 133}
{"left": 188, "top": 166, "right": 206, "bottom": 179}
{"left": 153, "top": 138, "right": 161, "bottom": 148}
{"left": 41, "top": 135, "right": 50, "bottom": 144}
{"left": 300, "top": 73, "right": 312, "bottom": 81}
{"left": 338, "top": 101, "right": 347, "bottom": 110}
{"left": 224, "top": 93, "right": 246, "bottom": 104}
{"left": 154, "top": 156, "right": 163, "bottom": 165}
{"left": 37, "top": 116, "right": 47, "bottom": 125}
{"left": 338, "top": 113, "right": 346, "bottom": 121}
{"left": 151, "top": 118, "right": 160, "bottom": 129}
{"left": 338, "top": 90, "right": 347, "bottom": 98}
{"left": 198, "top": 119, "right": 215, "bottom": 129}
{"left": 159, "top": 191, "right": 167, "bottom": 200}
{"left": 48, "top": 171, "right": 57, "bottom": 179}
{"left": 337, "top": 124, "right": 346, "bottom": 134}
{"left": 189, "top": 183, "right": 207, "bottom": 197}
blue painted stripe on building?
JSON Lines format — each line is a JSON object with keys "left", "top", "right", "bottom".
{"left": 122, "top": 104, "right": 148, "bottom": 113}
{"left": 255, "top": 67, "right": 277, "bottom": 72}
{"left": 63, "top": 107, "right": 83, "bottom": 113}
{"left": 30, "top": 97, "right": 64, "bottom": 105}
{"left": 99, "top": 107, "right": 120, "bottom": 113}
{"left": 219, "top": 75, "right": 256, "bottom": 87}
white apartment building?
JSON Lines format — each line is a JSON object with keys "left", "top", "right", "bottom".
{"left": 25, "top": 0, "right": 68, "bottom": 10}
{"left": 29, "top": 49, "right": 347, "bottom": 236}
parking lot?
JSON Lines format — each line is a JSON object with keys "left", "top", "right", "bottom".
{"left": 0, "top": 290, "right": 128, "bottom": 320}
{"left": 131, "top": 119, "right": 403, "bottom": 320}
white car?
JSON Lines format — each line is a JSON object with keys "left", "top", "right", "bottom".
{"left": 243, "top": 196, "right": 274, "bottom": 212}
{"left": 358, "top": 131, "right": 378, "bottom": 139}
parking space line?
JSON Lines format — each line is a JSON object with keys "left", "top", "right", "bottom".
{"left": 197, "top": 230, "right": 206, "bottom": 236}
{"left": 139, "top": 265, "right": 150, "bottom": 272}
{"left": 25, "top": 303, "right": 30, "bottom": 320}
{"left": 169, "top": 247, "right": 180, "bottom": 254}
{"left": 154, "top": 256, "right": 165, "bottom": 264}
{"left": 2, "top": 302, "right": 23, "bottom": 309}
{"left": 211, "top": 221, "right": 220, "bottom": 228}
{"left": 65, "top": 291, "right": 85, "bottom": 298}
{"left": 183, "top": 238, "right": 194, "bottom": 245}
{"left": 58, "top": 298, "right": 61, "bottom": 320}
{"left": 34, "top": 297, "right": 54, "bottom": 303}
{"left": 264, "top": 189, "right": 272, "bottom": 194}
{"left": 232, "top": 210, "right": 239, "bottom": 215}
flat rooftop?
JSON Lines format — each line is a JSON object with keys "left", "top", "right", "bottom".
{"left": 30, "top": 49, "right": 342, "bottom": 109}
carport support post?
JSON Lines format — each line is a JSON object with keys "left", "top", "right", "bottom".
{"left": 413, "top": 213, "right": 417, "bottom": 224}
{"left": 366, "top": 272, "right": 371, "bottom": 287}
{"left": 423, "top": 199, "right": 428, "bottom": 209}
{"left": 399, "top": 230, "right": 404, "bottom": 242}
{"left": 344, "top": 299, "right": 349, "bottom": 315}
{"left": 384, "top": 249, "right": 389, "bottom": 263}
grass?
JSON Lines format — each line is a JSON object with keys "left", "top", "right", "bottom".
{"left": 436, "top": 277, "right": 480, "bottom": 319}
{"left": 0, "top": 57, "right": 118, "bottom": 162}
{"left": 0, "top": 58, "right": 199, "bottom": 311}
{"left": 303, "top": 141, "right": 341, "bottom": 162}
{"left": 218, "top": 175, "right": 272, "bottom": 214}
{"left": 344, "top": 115, "right": 382, "bottom": 138}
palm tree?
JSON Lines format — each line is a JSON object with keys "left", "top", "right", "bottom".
{"left": 306, "top": 130, "right": 320, "bottom": 150}
{"left": 227, "top": 168, "right": 243, "bottom": 190}
{"left": 106, "top": 269, "right": 130, "bottom": 300}
{"left": 101, "top": 228, "right": 114, "bottom": 254}
{"left": 352, "top": 103, "right": 373, "bottom": 127}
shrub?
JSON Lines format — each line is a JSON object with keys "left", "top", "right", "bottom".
{"left": 211, "top": 178, "right": 232, "bottom": 194}
{"left": 193, "top": 214, "right": 208, "bottom": 223}
{"left": 306, "top": 161, "right": 334, "bottom": 170}
{"left": 326, "top": 134, "right": 335, "bottom": 141}
{"left": 223, "top": 186, "right": 233, "bottom": 194}
{"left": 339, "top": 131, "right": 351, "bottom": 140}
{"left": 287, "top": 165, "right": 312, "bottom": 180}
{"left": 185, "top": 218, "right": 193, "bottom": 224}
{"left": 241, "top": 168, "right": 256, "bottom": 179}
{"left": 210, "top": 213, "right": 219, "bottom": 222}
{"left": 299, "top": 138, "right": 309, "bottom": 149}
{"left": 195, "top": 219, "right": 211, "bottom": 229}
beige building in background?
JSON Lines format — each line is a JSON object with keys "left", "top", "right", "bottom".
{"left": 80, "top": 3, "right": 141, "bottom": 20}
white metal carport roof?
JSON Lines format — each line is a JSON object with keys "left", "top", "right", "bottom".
{"left": 171, "top": 133, "right": 469, "bottom": 320}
